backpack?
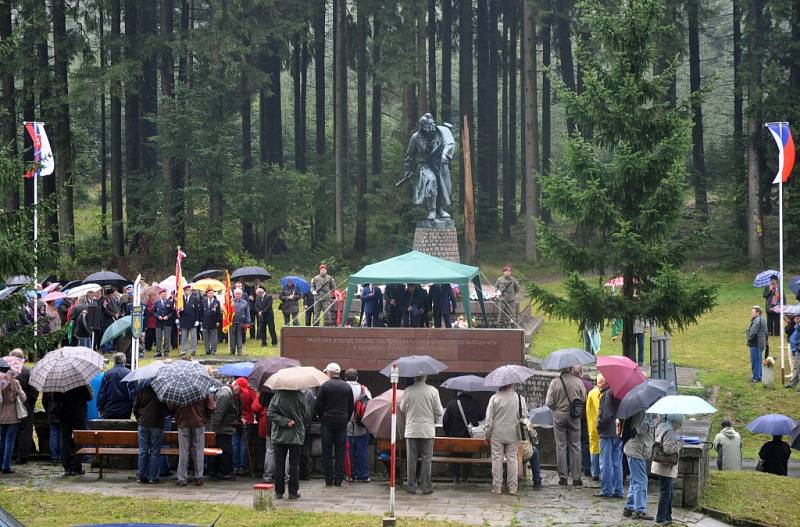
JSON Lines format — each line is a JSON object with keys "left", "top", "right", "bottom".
{"left": 353, "top": 385, "right": 370, "bottom": 425}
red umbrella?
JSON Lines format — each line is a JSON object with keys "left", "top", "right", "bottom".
{"left": 596, "top": 355, "right": 645, "bottom": 399}
{"left": 41, "top": 291, "right": 66, "bottom": 303}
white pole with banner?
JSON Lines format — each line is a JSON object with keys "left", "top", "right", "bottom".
{"left": 131, "top": 274, "right": 143, "bottom": 370}
{"left": 383, "top": 363, "right": 399, "bottom": 527}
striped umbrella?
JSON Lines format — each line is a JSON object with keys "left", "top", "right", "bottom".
{"left": 151, "top": 360, "right": 216, "bottom": 406}
{"left": 29, "top": 346, "right": 104, "bottom": 393}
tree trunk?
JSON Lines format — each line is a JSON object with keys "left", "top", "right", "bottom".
{"left": 488, "top": 0, "right": 499, "bottom": 232}
{"left": 477, "top": 0, "right": 491, "bottom": 234}
{"left": 555, "top": 0, "right": 575, "bottom": 131}
{"left": 522, "top": 0, "right": 539, "bottom": 262}
{"left": 508, "top": 2, "right": 517, "bottom": 226}
{"left": 124, "top": 0, "right": 141, "bottom": 254}
{"left": 354, "top": 3, "right": 368, "bottom": 253}
{"left": 22, "top": 0, "right": 35, "bottom": 209}
{"left": 1, "top": 0, "right": 18, "bottom": 210}
{"left": 501, "top": 5, "right": 510, "bottom": 236}
{"left": 99, "top": 2, "right": 107, "bottom": 239}
{"left": 162, "top": 0, "right": 183, "bottom": 253}
{"left": 111, "top": 0, "right": 124, "bottom": 259}
{"left": 792, "top": 0, "right": 800, "bottom": 93}
{"left": 138, "top": 0, "right": 159, "bottom": 257}
{"left": 441, "top": 0, "right": 452, "bottom": 123}
{"left": 519, "top": 5, "right": 525, "bottom": 217}
{"left": 314, "top": 0, "right": 326, "bottom": 158}
{"left": 428, "top": 0, "right": 437, "bottom": 119}
{"left": 292, "top": 33, "right": 307, "bottom": 172}
{"left": 688, "top": 0, "right": 707, "bottom": 222}
{"left": 260, "top": 41, "right": 283, "bottom": 166}
{"left": 52, "top": 0, "right": 75, "bottom": 259}
{"left": 746, "top": 0, "right": 764, "bottom": 265}
{"left": 334, "top": 0, "right": 347, "bottom": 246}
{"left": 417, "top": 9, "right": 428, "bottom": 115}
{"left": 241, "top": 72, "right": 254, "bottom": 254}
{"left": 459, "top": 0, "right": 474, "bottom": 214}
{"left": 371, "top": 17, "right": 383, "bottom": 176}
{"left": 541, "top": 10, "right": 551, "bottom": 224}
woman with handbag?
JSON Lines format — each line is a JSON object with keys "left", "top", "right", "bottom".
{"left": 651, "top": 414, "right": 684, "bottom": 526}
{"left": 0, "top": 365, "right": 27, "bottom": 474}
{"left": 484, "top": 385, "right": 528, "bottom": 495}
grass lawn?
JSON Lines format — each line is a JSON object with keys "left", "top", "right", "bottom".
{"left": 701, "top": 471, "right": 800, "bottom": 527}
{"left": 528, "top": 270, "right": 800, "bottom": 459}
{"left": 0, "top": 487, "right": 463, "bottom": 527}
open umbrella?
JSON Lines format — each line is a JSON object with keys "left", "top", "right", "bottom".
{"left": 83, "top": 271, "right": 129, "bottom": 289}
{"left": 151, "top": 360, "right": 217, "bottom": 406}
{"left": 616, "top": 379, "right": 671, "bottom": 419}
{"left": 280, "top": 276, "right": 310, "bottom": 295}
{"left": 29, "top": 346, "right": 104, "bottom": 392}
{"left": 790, "top": 424, "right": 800, "bottom": 450}
{"left": 541, "top": 348, "right": 596, "bottom": 371}
{"left": 362, "top": 389, "right": 405, "bottom": 439}
{"left": 192, "top": 269, "right": 223, "bottom": 282}
{"left": 42, "top": 282, "right": 61, "bottom": 294}
{"left": 193, "top": 278, "right": 224, "bottom": 292}
{"left": 528, "top": 406, "right": 554, "bottom": 427}
{"left": 746, "top": 414, "right": 798, "bottom": 436}
{"left": 100, "top": 315, "right": 132, "bottom": 346}
{"left": 645, "top": 395, "right": 717, "bottom": 415}
{"left": 754, "top": 270, "right": 780, "bottom": 288}
{"left": 380, "top": 355, "right": 448, "bottom": 378}
{"left": 440, "top": 374, "right": 496, "bottom": 392}
{"left": 596, "top": 355, "right": 646, "bottom": 400}
{"left": 248, "top": 357, "right": 301, "bottom": 388}
{"left": 0, "top": 286, "right": 20, "bottom": 301}
{"left": 483, "top": 364, "right": 536, "bottom": 386}
{"left": 264, "top": 366, "right": 328, "bottom": 391}
{"left": 4, "top": 275, "right": 31, "bottom": 287}
{"left": 41, "top": 291, "right": 67, "bottom": 303}
{"left": 159, "top": 275, "right": 187, "bottom": 295}
{"left": 772, "top": 304, "right": 800, "bottom": 316}
{"left": 61, "top": 280, "right": 83, "bottom": 291}
{"left": 218, "top": 361, "right": 255, "bottom": 377}
{"left": 122, "top": 361, "right": 167, "bottom": 383}
{"left": 64, "top": 283, "right": 102, "bottom": 299}
{"left": 789, "top": 276, "right": 800, "bottom": 295}
{"left": 3, "top": 356, "right": 24, "bottom": 376}
{"left": 231, "top": 266, "right": 272, "bottom": 281}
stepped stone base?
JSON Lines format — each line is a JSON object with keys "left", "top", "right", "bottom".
{"left": 412, "top": 219, "right": 460, "bottom": 262}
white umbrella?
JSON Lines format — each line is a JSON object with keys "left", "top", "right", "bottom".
{"left": 265, "top": 366, "right": 328, "bottom": 391}
{"left": 645, "top": 395, "right": 717, "bottom": 416}
{"left": 159, "top": 275, "right": 188, "bottom": 295}
{"left": 64, "top": 283, "right": 102, "bottom": 299}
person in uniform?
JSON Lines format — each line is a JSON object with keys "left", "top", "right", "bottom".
{"left": 495, "top": 265, "right": 520, "bottom": 328}
{"left": 311, "top": 264, "right": 336, "bottom": 326}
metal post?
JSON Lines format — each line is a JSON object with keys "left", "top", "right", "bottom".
{"left": 131, "top": 274, "right": 142, "bottom": 370}
{"left": 778, "top": 167, "right": 786, "bottom": 384}
{"left": 383, "top": 363, "right": 399, "bottom": 527}
{"left": 32, "top": 168, "right": 38, "bottom": 358}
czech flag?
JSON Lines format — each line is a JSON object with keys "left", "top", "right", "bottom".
{"left": 23, "top": 122, "right": 54, "bottom": 178}
{"left": 766, "top": 122, "right": 796, "bottom": 184}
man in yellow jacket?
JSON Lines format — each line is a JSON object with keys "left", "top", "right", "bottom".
{"left": 585, "top": 373, "right": 604, "bottom": 481}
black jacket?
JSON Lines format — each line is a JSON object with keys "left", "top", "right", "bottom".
{"left": 200, "top": 297, "right": 222, "bottom": 330}
{"left": 254, "top": 294, "right": 274, "bottom": 316}
{"left": 759, "top": 438, "right": 791, "bottom": 476}
{"left": 54, "top": 384, "right": 93, "bottom": 424}
{"left": 314, "top": 377, "right": 354, "bottom": 428}
{"left": 153, "top": 298, "right": 175, "bottom": 328}
{"left": 16, "top": 366, "right": 38, "bottom": 410}
{"left": 597, "top": 387, "right": 619, "bottom": 438}
{"left": 178, "top": 292, "right": 202, "bottom": 327}
{"left": 133, "top": 383, "right": 167, "bottom": 428}
{"left": 442, "top": 393, "right": 485, "bottom": 438}
{"left": 98, "top": 364, "right": 135, "bottom": 418}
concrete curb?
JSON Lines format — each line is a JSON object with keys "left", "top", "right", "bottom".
{"left": 698, "top": 506, "right": 775, "bottom": 527}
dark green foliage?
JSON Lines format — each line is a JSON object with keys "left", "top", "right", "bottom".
{"left": 529, "top": 0, "right": 717, "bottom": 360}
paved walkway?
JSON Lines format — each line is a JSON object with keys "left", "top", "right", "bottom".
{"left": 4, "top": 462, "right": 731, "bottom": 526}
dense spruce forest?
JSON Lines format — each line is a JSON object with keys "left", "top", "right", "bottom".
{"left": 0, "top": 0, "right": 799, "bottom": 275}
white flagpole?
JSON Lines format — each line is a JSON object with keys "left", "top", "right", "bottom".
{"left": 33, "top": 166, "right": 38, "bottom": 357}
{"left": 779, "top": 173, "right": 785, "bottom": 383}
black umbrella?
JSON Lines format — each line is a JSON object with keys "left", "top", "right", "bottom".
{"left": 248, "top": 357, "right": 301, "bottom": 389}
{"left": 192, "top": 269, "right": 223, "bottom": 282}
{"left": 790, "top": 424, "right": 800, "bottom": 451}
{"left": 380, "top": 355, "right": 448, "bottom": 378}
{"left": 61, "top": 280, "right": 83, "bottom": 290}
{"left": 83, "top": 270, "right": 129, "bottom": 289}
{"left": 231, "top": 266, "right": 272, "bottom": 281}
{"left": 616, "top": 379, "right": 670, "bottom": 419}
{"left": 0, "top": 285, "right": 21, "bottom": 301}
{"left": 5, "top": 275, "right": 32, "bottom": 287}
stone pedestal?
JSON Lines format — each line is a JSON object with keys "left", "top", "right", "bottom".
{"left": 412, "top": 218, "right": 460, "bottom": 262}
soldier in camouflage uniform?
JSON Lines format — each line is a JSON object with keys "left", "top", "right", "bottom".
{"left": 311, "top": 264, "right": 336, "bottom": 326}
{"left": 494, "top": 265, "right": 520, "bottom": 328}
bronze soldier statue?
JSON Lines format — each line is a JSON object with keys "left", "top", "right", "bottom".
{"left": 401, "top": 113, "right": 456, "bottom": 220}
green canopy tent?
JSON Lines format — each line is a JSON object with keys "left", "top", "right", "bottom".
{"left": 341, "top": 251, "right": 488, "bottom": 327}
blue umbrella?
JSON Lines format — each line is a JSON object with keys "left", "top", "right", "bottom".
{"left": 746, "top": 414, "right": 798, "bottom": 436}
{"left": 218, "top": 361, "right": 255, "bottom": 377}
{"left": 754, "top": 270, "right": 780, "bottom": 288}
{"left": 789, "top": 276, "right": 800, "bottom": 295}
{"left": 280, "top": 276, "right": 310, "bottom": 295}
{"left": 122, "top": 361, "right": 166, "bottom": 383}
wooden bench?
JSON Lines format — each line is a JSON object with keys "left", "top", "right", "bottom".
{"left": 74, "top": 430, "right": 222, "bottom": 479}
{"left": 377, "top": 437, "right": 492, "bottom": 467}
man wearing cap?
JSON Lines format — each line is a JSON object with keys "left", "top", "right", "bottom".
{"left": 154, "top": 289, "right": 174, "bottom": 357}
{"left": 495, "top": 266, "right": 520, "bottom": 328}
{"left": 200, "top": 288, "right": 221, "bottom": 355}
{"left": 178, "top": 284, "right": 202, "bottom": 356}
{"left": 314, "top": 363, "right": 354, "bottom": 486}
{"left": 311, "top": 264, "right": 336, "bottom": 326}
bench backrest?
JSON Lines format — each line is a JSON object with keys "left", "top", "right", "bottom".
{"left": 377, "top": 436, "right": 489, "bottom": 454}
{"left": 73, "top": 430, "right": 217, "bottom": 448}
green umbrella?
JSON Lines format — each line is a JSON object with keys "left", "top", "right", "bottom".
{"left": 100, "top": 315, "right": 132, "bottom": 346}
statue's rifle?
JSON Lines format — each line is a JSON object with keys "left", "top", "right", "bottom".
{"left": 394, "top": 173, "right": 414, "bottom": 187}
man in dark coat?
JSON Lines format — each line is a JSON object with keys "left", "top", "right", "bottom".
{"left": 200, "top": 288, "right": 221, "bottom": 355}
{"left": 133, "top": 381, "right": 168, "bottom": 483}
{"left": 430, "top": 284, "right": 458, "bottom": 329}
{"left": 254, "top": 288, "right": 278, "bottom": 346}
{"left": 178, "top": 284, "right": 202, "bottom": 356}
{"left": 406, "top": 284, "right": 427, "bottom": 327}
{"left": 153, "top": 289, "right": 175, "bottom": 357}
{"left": 361, "top": 284, "right": 380, "bottom": 327}
{"left": 98, "top": 353, "right": 135, "bottom": 419}
{"left": 54, "top": 383, "right": 93, "bottom": 475}
{"left": 314, "top": 363, "right": 354, "bottom": 486}
{"left": 384, "top": 284, "right": 404, "bottom": 328}
{"left": 442, "top": 391, "right": 485, "bottom": 482}
{"left": 209, "top": 381, "right": 242, "bottom": 480}
{"left": 10, "top": 349, "right": 38, "bottom": 464}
